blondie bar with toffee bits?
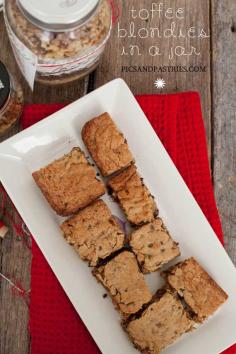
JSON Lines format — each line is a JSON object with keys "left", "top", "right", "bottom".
{"left": 61, "top": 200, "right": 125, "bottom": 266}
{"left": 32, "top": 147, "right": 105, "bottom": 216}
{"left": 108, "top": 165, "right": 158, "bottom": 226}
{"left": 125, "top": 291, "right": 194, "bottom": 354}
{"left": 163, "top": 257, "right": 228, "bottom": 322}
{"left": 130, "top": 218, "right": 180, "bottom": 273}
{"left": 93, "top": 251, "right": 152, "bottom": 318}
{"left": 82, "top": 112, "right": 134, "bottom": 176}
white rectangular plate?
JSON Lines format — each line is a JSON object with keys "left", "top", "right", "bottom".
{"left": 0, "top": 79, "right": 236, "bottom": 354}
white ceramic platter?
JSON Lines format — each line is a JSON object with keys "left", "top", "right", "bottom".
{"left": 0, "top": 79, "right": 236, "bottom": 354}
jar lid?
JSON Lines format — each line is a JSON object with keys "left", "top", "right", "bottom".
{"left": 18, "top": 0, "right": 99, "bottom": 30}
{"left": 0, "top": 61, "right": 10, "bottom": 110}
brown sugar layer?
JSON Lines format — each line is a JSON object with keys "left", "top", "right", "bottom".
{"left": 32, "top": 147, "right": 105, "bottom": 216}
{"left": 61, "top": 200, "right": 125, "bottom": 266}
{"left": 82, "top": 112, "right": 134, "bottom": 176}
{"left": 125, "top": 291, "right": 194, "bottom": 354}
{"left": 107, "top": 165, "right": 158, "bottom": 226}
{"left": 93, "top": 251, "right": 152, "bottom": 317}
{"left": 163, "top": 257, "right": 228, "bottom": 322}
{"left": 130, "top": 218, "right": 180, "bottom": 273}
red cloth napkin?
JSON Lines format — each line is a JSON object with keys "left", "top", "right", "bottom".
{"left": 21, "top": 94, "right": 235, "bottom": 354}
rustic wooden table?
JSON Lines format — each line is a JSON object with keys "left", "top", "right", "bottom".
{"left": 0, "top": 1, "right": 235, "bottom": 353}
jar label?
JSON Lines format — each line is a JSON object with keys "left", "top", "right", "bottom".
{"left": 36, "top": 44, "right": 105, "bottom": 77}
{"left": 5, "top": 15, "right": 37, "bottom": 90}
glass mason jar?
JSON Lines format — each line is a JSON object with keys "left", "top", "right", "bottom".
{"left": 4, "top": 0, "right": 112, "bottom": 86}
{"left": 0, "top": 61, "right": 24, "bottom": 137}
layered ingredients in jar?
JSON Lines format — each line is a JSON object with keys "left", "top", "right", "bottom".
{"left": 0, "top": 61, "right": 23, "bottom": 136}
{"left": 4, "top": 0, "right": 112, "bottom": 84}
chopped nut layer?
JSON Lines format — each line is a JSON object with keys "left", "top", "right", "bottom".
{"left": 6, "top": 0, "right": 111, "bottom": 61}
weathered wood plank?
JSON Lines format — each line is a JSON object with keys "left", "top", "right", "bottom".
{"left": 0, "top": 12, "right": 86, "bottom": 354}
{"left": 211, "top": 0, "right": 236, "bottom": 265}
{"left": 95, "top": 0, "right": 211, "bottom": 155}
{"left": 0, "top": 1, "right": 235, "bottom": 353}
{"left": 0, "top": 14, "right": 32, "bottom": 354}
{"left": 0, "top": 212, "right": 31, "bottom": 354}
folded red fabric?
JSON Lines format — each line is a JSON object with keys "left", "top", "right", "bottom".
{"left": 21, "top": 94, "right": 235, "bottom": 354}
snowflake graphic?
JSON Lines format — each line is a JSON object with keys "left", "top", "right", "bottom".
{"left": 154, "top": 78, "right": 166, "bottom": 89}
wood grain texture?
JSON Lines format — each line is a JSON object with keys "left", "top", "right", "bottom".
{"left": 211, "top": 1, "right": 236, "bottom": 264}
{"left": 0, "top": 14, "right": 31, "bottom": 354}
{"left": 0, "top": 1, "right": 235, "bottom": 353}
{"left": 95, "top": 0, "right": 212, "bottom": 155}
{"left": 0, "top": 214, "right": 31, "bottom": 354}
{"left": 0, "top": 12, "right": 86, "bottom": 354}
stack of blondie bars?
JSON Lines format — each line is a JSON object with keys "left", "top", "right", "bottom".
{"left": 33, "top": 112, "right": 228, "bottom": 354}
